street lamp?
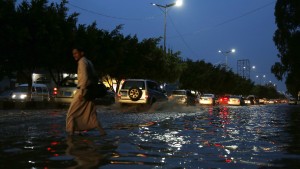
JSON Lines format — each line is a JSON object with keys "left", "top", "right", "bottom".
{"left": 152, "top": 0, "right": 182, "bottom": 56}
{"left": 251, "top": 65, "right": 256, "bottom": 81}
{"left": 218, "top": 48, "right": 236, "bottom": 69}
{"left": 256, "top": 74, "right": 266, "bottom": 85}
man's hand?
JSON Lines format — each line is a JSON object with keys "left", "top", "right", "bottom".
{"left": 78, "top": 94, "right": 83, "bottom": 101}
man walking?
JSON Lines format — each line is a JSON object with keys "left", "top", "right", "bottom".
{"left": 66, "top": 47, "right": 106, "bottom": 136}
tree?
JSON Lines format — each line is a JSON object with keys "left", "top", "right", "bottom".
{"left": 272, "top": 0, "right": 300, "bottom": 97}
{"left": 179, "top": 59, "right": 254, "bottom": 95}
{"left": 0, "top": 0, "right": 78, "bottom": 99}
{"left": 0, "top": 0, "right": 17, "bottom": 79}
{"left": 0, "top": 0, "right": 185, "bottom": 94}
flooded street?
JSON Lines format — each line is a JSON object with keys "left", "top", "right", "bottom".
{"left": 0, "top": 103, "right": 300, "bottom": 169}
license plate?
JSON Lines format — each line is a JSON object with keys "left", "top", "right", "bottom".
{"left": 64, "top": 92, "right": 72, "bottom": 96}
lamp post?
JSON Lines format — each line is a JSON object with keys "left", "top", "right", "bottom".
{"left": 152, "top": 0, "right": 182, "bottom": 56}
{"left": 218, "top": 48, "right": 236, "bottom": 69}
{"left": 251, "top": 65, "right": 256, "bottom": 81}
{"left": 256, "top": 74, "right": 266, "bottom": 85}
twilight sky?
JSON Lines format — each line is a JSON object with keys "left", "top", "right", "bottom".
{"left": 46, "top": 0, "right": 285, "bottom": 91}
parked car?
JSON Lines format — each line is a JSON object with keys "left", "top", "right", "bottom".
{"left": 11, "top": 83, "right": 50, "bottom": 102}
{"left": 53, "top": 76, "right": 114, "bottom": 105}
{"left": 288, "top": 97, "right": 297, "bottom": 105}
{"left": 169, "top": 89, "right": 197, "bottom": 106}
{"left": 199, "top": 94, "right": 216, "bottom": 105}
{"left": 218, "top": 95, "right": 230, "bottom": 105}
{"left": 116, "top": 79, "right": 167, "bottom": 106}
{"left": 228, "top": 95, "right": 245, "bottom": 106}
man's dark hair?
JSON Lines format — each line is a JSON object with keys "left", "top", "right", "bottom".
{"left": 73, "top": 46, "right": 85, "bottom": 53}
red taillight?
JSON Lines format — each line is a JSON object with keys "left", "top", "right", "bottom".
{"left": 53, "top": 87, "right": 58, "bottom": 95}
{"left": 145, "top": 91, "right": 148, "bottom": 99}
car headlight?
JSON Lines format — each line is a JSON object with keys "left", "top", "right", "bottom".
{"left": 12, "top": 94, "right": 16, "bottom": 99}
{"left": 20, "top": 94, "right": 27, "bottom": 99}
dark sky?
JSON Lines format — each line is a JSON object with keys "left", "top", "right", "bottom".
{"left": 32, "top": 0, "right": 286, "bottom": 91}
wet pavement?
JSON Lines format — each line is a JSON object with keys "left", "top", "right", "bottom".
{"left": 0, "top": 103, "right": 300, "bottom": 169}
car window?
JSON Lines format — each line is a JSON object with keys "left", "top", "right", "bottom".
{"left": 172, "top": 90, "right": 186, "bottom": 95}
{"left": 186, "top": 90, "right": 192, "bottom": 96}
{"left": 14, "top": 86, "right": 28, "bottom": 92}
{"left": 230, "top": 96, "right": 240, "bottom": 98}
{"left": 36, "top": 87, "right": 43, "bottom": 93}
{"left": 203, "top": 94, "right": 213, "bottom": 97}
{"left": 122, "top": 81, "right": 145, "bottom": 90}
{"left": 147, "top": 81, "right": 158, "bottom": 90}
{"left": 42, "top": 87, "right": 48, "bottom": 93}
{"left": 60, "top": 77, "right": 78, "bottom": 87}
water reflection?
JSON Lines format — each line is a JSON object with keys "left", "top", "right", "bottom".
{"left": 1, "top": 105, "right": 300, "bottom": 168}
{"left": 65, "top": 136, "right": 106, "bottom": 168}
{"left": 285, "top": 107, "right": 300, "bottom": 154}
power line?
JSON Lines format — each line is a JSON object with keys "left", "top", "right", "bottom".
{"left": 213, "top": 1, "right": 276, "bottom": 28}
{"left": 66, "top": 0, "right": 276, "bottom": 60}
{"left": 67, "top": 2, "right": 160, "bottom": 21}
{"left": 172, "top": 0, "right": 276, "bottom": 38}
{"left": 166, "top": 0, "right": 276, "bottom": 59}
{"left": 168, "top": 14, "right": 199, "bottom": 58}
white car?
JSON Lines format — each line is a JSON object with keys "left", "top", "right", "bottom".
{"left": 117, "top": 79, "right": 167, "bottom": 106}
{"left": 228, "top": 95, "right": 245, "bottom": 106}
{"left": 199, "top": 94, "right": 215, "bottom": 105}
{"left": 11, "top": 83, "right": 50, "bottom": 102}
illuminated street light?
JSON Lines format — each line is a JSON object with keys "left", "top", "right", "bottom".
{"left": 218, "top": 48, "right": 236, "bottom": 69}
{"left": 151, "top": 0, "right": 182, "bottom": 56}
{"left": 251, "top": 65, "right": 256, "bottom": 81}
{"left": 255, "top": 74, "right": 266, "bottom": 85}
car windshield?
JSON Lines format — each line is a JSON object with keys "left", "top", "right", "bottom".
{"left": 122, "top": 81, "right": 145, "bottom": 90}
{"left": 202, "top": 94, "right": 213, "bottom": 97}
{"left": 60, "top": 77, "right": 78, "bottom": 87}
{"left": 172, "top": 90, "right": 186, "bottom": 95}
{"left": 14, "top": 86, "right": 28, "bottom": 92}
{"left": 230, "top": 96, "right": 240, "bottom": 98}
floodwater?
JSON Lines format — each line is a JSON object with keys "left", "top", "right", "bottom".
{"left": 0, "top": 103, "right": 300, "bottom": 169}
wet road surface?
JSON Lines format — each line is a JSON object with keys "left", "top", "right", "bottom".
{"left": 0, "top": 103, "right": 300, "bottom": 169}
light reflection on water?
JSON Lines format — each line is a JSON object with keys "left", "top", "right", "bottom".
{"left": 0, "top": 104, "right": 300, "bottom": 168}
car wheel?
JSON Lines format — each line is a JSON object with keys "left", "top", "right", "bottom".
{"left": 128, "top": 87, "right": 142, "bottom": 101}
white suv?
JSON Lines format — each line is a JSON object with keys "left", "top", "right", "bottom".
{"left": 117, "top": 79, "right": 167, "bottom": 105}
